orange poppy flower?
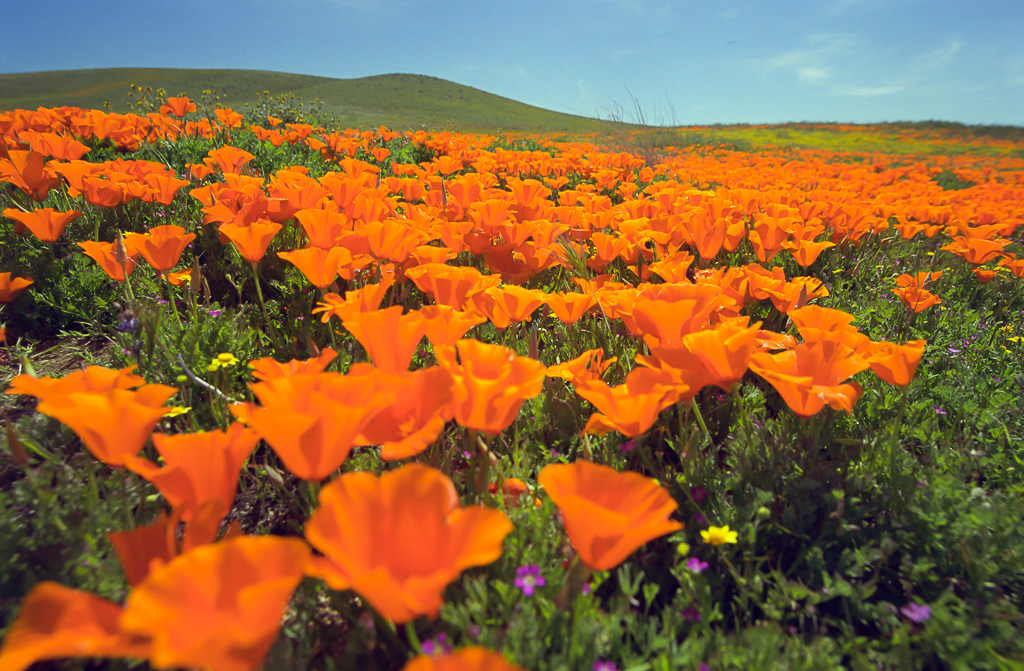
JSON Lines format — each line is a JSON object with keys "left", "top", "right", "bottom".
{"left": 249, "top": 348, "right": 338, "bottom": 380}
{"left": 538, "top": 460, "right": 683, "bottom": 571}
{"left": 219, "top": 219, "right": 282, "bottom": 263}
{"left": 21, "top": 131, "right": 91, "bottom": 161}
{"left": 864, "top": 339, "right": 926, "bottom": 387}
{"left": 0, "top": 272, "right": 34, "bottom": 303}
{"left": 34, "top": 383, "right": 177, "bottom": 467}
{"left": 749, "top": 341, "right": 868, "bottom": 417}
{"left": 543, "top": 291, "right": 597, "bottom": 325}
{"left": 575, "top": 366, "right": 681, "bottom": 437}
{"left": 0, "top": 149, "right": 53, "bottom": 200}
{"left": 304, "top": 463, "right": 512, "bottom": 623}
{"left": 124, "top": 225, "right": 196, "bottom": 273}
{"left": 415, "top": 304, "right": 488, "bottom": 348}
{"left": 204, "top": 146, "right": 255, "bottom": 175}
{"left": 295, "top": 208, "right": 351, "bottom": 248}
{"left": 78, "top": 240, "right": 138, "bottom": 281}
{"left": 353, "top": 365, "right": 454, "bottom": 460}
{"left": 124, "top": 423, "right": 260, "bottom": 521}
{"left": 0, "top": 535, "right": 306, "bottom": 671}
{"left": 119, "top": 535, "right": 309, "bottom": 671}
{"left": 342, "top": 305, "right": 428, "bottom": 373}
{"left": 406, "top": 263, "right": 501, "bottom": 311}
{"left": 546, "top": 348, "right": 617, "bottom": 385}
{"left": 160, "top": 97, "right": 197, "bottom": 117}
{"left": 630, "top": 283, "right": 724, "bottom": 348}
{"left": 3, "top": 207, "right": 82, "bottom": 242}
{"left": 435, "top": 339, "right": 546, "bottom": 436}
{"left": 470, "top": 285, "right": 548, "bottom": 330}
{"left": 401, "top": 647, "right": 528, "bottom": 671}
{"left": 892, "top": 285, "right": 941, "bottom": 312}
{"left": 0, "top": 582, "right": 149, "bottom": 671}
{"left": 278, "top": 246, "right": 356, "bottom": 289}
{"left": 312, "top": 275, "right": 395, "bottom": 323}
{"left": 230, "top": 372, "right": 394, "bottom": 481}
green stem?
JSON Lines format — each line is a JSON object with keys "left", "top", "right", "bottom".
{"left": 251, "top": 261, "right": 283, "bottom": 352}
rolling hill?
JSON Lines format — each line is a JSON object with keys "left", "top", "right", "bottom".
{"left": 0, "top": 68, "right": 613, "bottom": 134}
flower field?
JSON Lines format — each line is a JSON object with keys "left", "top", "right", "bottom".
{"left": 1, "top": 100, "right": 1023, "bottom": 670}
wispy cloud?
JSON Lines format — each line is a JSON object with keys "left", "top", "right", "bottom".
{"left": 834, "top": 84, "right": 904, "bottom": 96}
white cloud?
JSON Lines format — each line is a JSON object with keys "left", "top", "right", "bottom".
{"left": 798, "top": 67, "right": 829, "bottom": 82}
{"left": 834, "top": 84, "right": 904, "bottom": 96}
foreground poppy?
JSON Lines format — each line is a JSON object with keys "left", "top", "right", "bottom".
{"left": 538, "top": 460, "right": 682, "bottom": 571}
{"left": 305, "top": 463, "right": 512, "bottom": 622}
{"left": 0, "top": 536, "right": 311, "bottom": 671}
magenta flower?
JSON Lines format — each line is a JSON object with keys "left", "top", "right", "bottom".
{"left": 686, "top": 557, "right": 709, "bottom": 574}
{"left": 593, "top": 661, "right": 618, "bottom": 671}
{"left": 514, "top": 564, "right": 546, "bottom": 596}
{"left": 900, "top": 602, "right": 931, "bottom": 623}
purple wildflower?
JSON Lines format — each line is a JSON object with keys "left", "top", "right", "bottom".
{"left": 421, "top": 632, "right": 453, "bottom": 657}
{"left": 900, "top": 602, "right": 931, "bottom": 623}
{"left": 681, "top": 606, "right": 702, "bottom": 622}
{"left": 514, "top": 564, "right": 546, "bottom": 596}
{"left": 686, "top": 557, "right": 709, "bottom": 574}
{"left": 593, "top": 661, "right": 618, "bottom": 671}
{"left": 933, "top": 405, "right": 947, "bottom": 415}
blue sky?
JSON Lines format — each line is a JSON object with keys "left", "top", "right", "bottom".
{"left": 3, "top": 0, "right": 1022, "bottom": 125}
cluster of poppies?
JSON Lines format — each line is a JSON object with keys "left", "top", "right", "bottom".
{"left": 1, "top": 99, "right": 1022, "bottom": 670}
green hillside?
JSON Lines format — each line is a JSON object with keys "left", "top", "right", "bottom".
{"left": 0, "top": 68, "right": 613, "bottom": 134}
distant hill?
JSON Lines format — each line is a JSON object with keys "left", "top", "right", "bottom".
{"left": 0, "top": 68, "right": 614, "bottom": 134}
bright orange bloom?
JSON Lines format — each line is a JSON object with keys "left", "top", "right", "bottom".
{"left": 34, "top": 383, "right": 177, "bottom": 467}
{"left": 119, "top": 535, "right": 309, "bottom": 671}
{"left": 312, "top": 275, "right": 396, "bottom": 323}
{"left": 471, "top": 285, "right": 548, "bottom": 330}
{"left": 3, "top": 207, "right": 82, "bottom": 242}
{"left": 406, "top": 263, "right": 501, "bottom": 310}
{"left": 575, "top": 366, "right": 681, "bottom": 437}
{"left": 249, "top": 348, "right": 338, "bottom": 381}
{"left": 0, "top": 536, "right": 306, "bottom": 671}
{"left": 278, "top": 246, "right": 357, "bottom": 289}
{"left": 125, "top": 423, "right": 260, "bottom": 521}
{"left": 546, "top": 348, "right": 617, "bottom": 385}
{"left": 0, "top": 582, "right": 149, "bottom": 671}
{"left": 435, "top": 339, "right": 546, "bottom": 435}
{"left": 416, "top": 304, "right": 488, "bottom": 348}
{"left": 125, "top": 225, "right": 196, "bottom": 273}
{"left": 0, "top": 272, "right": 34, "bottom": 303}
{"left": 160, "top": 97, "right": 197, "bottom": 117}
{"left": 342, "top": 305, "right": 428, "bottom": 373}
{"left": 631, "top": 283, "right": 723, "bottom": 348}
{"left": 538, "top": 460, "right": 683, "bottom": 571}
{"left": 749, "top": 341, "right": 868, "bottom": 417}
{"left": 78, "top": 240, "right": 138, "bottom": 281}
{"left": 864, "top": 339, "right": 927, "bottom": 387}
{"left": 353, "top": 365, "right": 454, "bottom": 460}
{"left": 892, "top": 285, "right": 941, "bottom": 312}
{"left": 295, "top": 208, "right": 350, "bottom": 248}
{"left": 305, "top": 463, "right": 512, "bottom": 623}
{"left": 640, "top": 318, "right": 762, "bottom": 396}
{"left": 544, "top": 291, "right": 597, "bottom": 324}
{"left": 401, "top": 647, "right": 528, "bottom": 671}
{"left": 204, "top": 146, "right": 255, "bottom": 175}
{"left": 0, "top": 150, "right": 54, "bottom": 200}
{"left": 230, "top": 372, "right": 393, "bottom": 481}
{"left": 219, "top": 219, "right": 282, "bottom": 263}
